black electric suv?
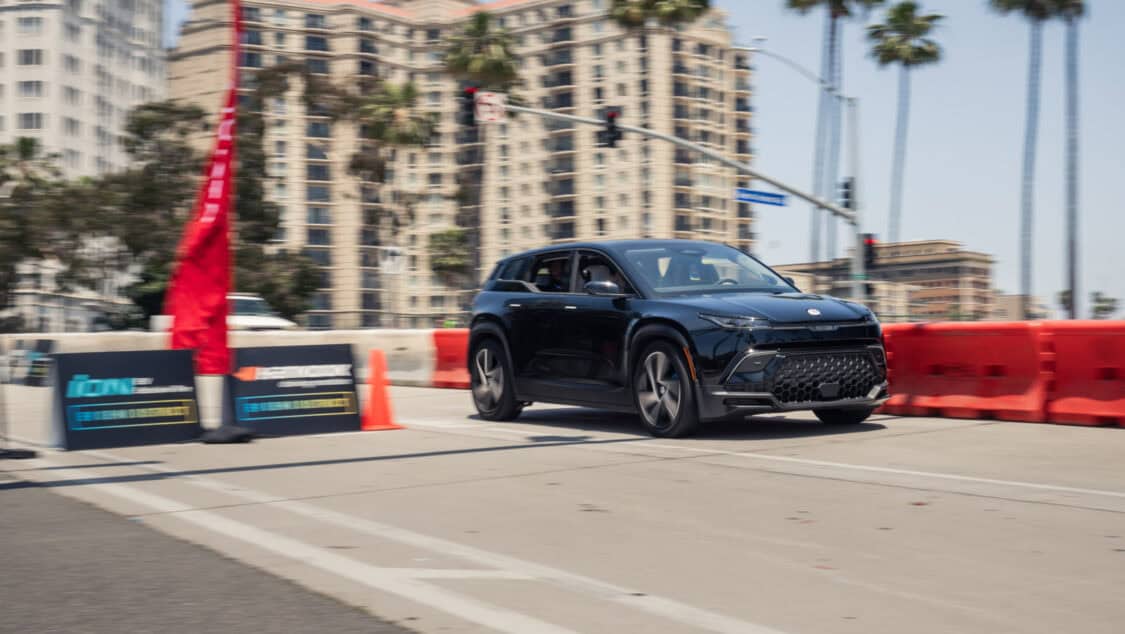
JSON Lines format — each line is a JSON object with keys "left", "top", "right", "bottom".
{"left": 469, "top": 240, "right": 888, "bottom": 437}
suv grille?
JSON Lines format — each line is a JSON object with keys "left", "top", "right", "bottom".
{"left": 771, "top": 352, "right": 882, "bottom": 404}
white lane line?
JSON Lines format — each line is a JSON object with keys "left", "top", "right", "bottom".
{"left": 70, "top": 446, "right": 785, "bottom": 634}
{"left": 404, "top": 422, "right": 1125, "bottom": 501}
{"left": 27, "top": 458, "right": 580, "bottom": 634}
{"left": 642, "top": 443, "right": 1125, "bottom": 500}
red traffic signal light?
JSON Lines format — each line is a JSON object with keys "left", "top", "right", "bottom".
{"left": 460, "top": 86, "right": 478, "bottom": 126}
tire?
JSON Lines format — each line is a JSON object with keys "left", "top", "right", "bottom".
{"left": 633, "top": 341, "right": 700, "bottom": 438}
{"left": 470, "top": 338, "right": 522, "bottom": 421}
{"left": 813, "top": 406, "right": 876, "bottom": 425}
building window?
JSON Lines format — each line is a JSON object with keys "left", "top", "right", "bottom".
{"left": 305, "top": 57, "right": 329, "bottom": 74}
{"left": 359, "top": 38, "right": 376, "bottom": 54}
{"left": 305, "top": 35, "right": 329, "bottom": 51}
{"left": 303, "top": 248, "right": 331, "bottom": 266}
{"left": 307, "top": 228, "right": 331, "bottom": 246}
{"left": 307, "top": 121, "right": 331, "bottom": 137}
{"left": 242, "top": 7, "right": 261, "bottom": 22}
{"left": 307, "top": 206, "right": 331, "bottom": 224}
{"left": 17, "top": 113, "right": 44, "bottom": 129}
{"left": 18, "top": 17, "right": 44, "bottom": 33}
{"left": 306, "top": 143, "right": 328, "bottom": 159}
{"left": 18, "top": 49, "right": 44, "bottom": 66}
{"left": 306, "top": 185, "right": 331, "bottom": 202}
{"left": 240, "top": 52, "right": 262, "bottom": 68}
{"left": 358, "top": 16, "right": 373, "bottom": 31}
{"left": 305, "top": 14, "right": 327, "bottom": 28}
{"left": 64, "top": 117, "right": 80, "bottom": 135}
{"left": 307, "top": 164, "right": 331, "bottom": 181}
{"left": 17, "top": 81, "right": 44, "bottom": 98}
{"left": 244, "top": 30, "right": 262, "bottom": 45}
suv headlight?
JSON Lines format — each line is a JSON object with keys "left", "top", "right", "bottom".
{"left": 699, "top": 313, "right": 772, "bottom": 330}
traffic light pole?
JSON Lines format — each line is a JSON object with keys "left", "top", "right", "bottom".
{"left": 502, "top": 102, "right": 866, "bottom": 301}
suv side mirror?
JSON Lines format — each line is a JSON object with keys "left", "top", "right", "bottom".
{"left": 783, "top": 276, "right": 798, "bottom": 290}
{"left": 585, "top": 280, "right": 623, "bottom": 297}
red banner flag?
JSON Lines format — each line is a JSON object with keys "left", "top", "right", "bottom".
{"left": 164, "top": 0, "right": 242, "bottom": 374}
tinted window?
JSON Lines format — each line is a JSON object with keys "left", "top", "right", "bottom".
{"left": 497, "top": 257, "right": 531, "bottom": 282}
{"left": 577, "top": 252, "right": 633, "bottom": 295}
{"left": 530, "top": 254, "right": 572, "bottom": 293}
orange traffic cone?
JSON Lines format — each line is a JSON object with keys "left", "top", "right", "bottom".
{"left": 362, "top": 349, "right": 403, "bottom": 431}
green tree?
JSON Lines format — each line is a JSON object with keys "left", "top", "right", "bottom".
{"left": 1056, "top": 0, "right": 1084, "bottom": 319}
{"left": 1089, "top": 292, "right": 1117, "bottom": 320}
{"left": 868, "top": 1, "right": 942, "bottom": 244}
{"left": 1057, "top": 289, "right": 1073, "bottom": 315}
{"left": 428, "top": 228, "right": 473, "bottom": 287}
{"left": 443, "top": 12, "right": 520, "bottom": 91}
{"left": 103, "top": 101, "right": 209, "bottom": 318}
{"left": 989, "top": 0, "right": 1057, "bottom": 320}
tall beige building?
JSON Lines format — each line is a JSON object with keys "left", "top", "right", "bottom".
{"left": 1, "top": 0, "right": 165, "bottom": 331}
{"left": 0, "top": 0, "right": 166, "bottom": 176}
{"left": 170, "top": 0, "right": 753, "bottom": 329}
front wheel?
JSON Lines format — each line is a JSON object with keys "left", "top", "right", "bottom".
{"left": 633, "top": 342, "right": 700, "bottom": 438}
{"left": 471, "top": 339, "right": 522, "bottom": 421}
{"left": 813, "top": 407, "right": 876, "bottom": 425}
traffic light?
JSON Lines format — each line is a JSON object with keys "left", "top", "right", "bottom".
{"left": 839, "top": 177, "right": 854, "bottom": 210}
{"left": 862, "top": 233, "right": 878, "bottom": 270}
{"left": 459, "top": 86, "right": 478, "bottom": 127}
{"left": 598, "top": 108, "right": 623, "bottom": 148}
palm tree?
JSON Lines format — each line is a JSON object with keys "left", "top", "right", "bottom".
{"left": 990, "top": 0, "right": 1056, "bottom": 320}
{"left": 786, "top": 0, "right": 884, "bottom": 261}
{"left": 610, "top": 0, "right": 712, "bottom": 27}
{"left": 1056, "top": 0, "right": 1084, "bottom": 319}
{"left": 867, "top": 2, "right": 942, "bottom": 244}
{"left": 443, "top": 12, "right": 519, "bottom": 90}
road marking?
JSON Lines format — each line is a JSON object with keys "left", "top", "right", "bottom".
{"left": 404, "top": 422, "right": 1125, "bottom": 501}
{"left": 27, "top": 459, "right": 581, "bottom": 634}
{"left": 61, "top": 446, "right": 786, "bottom": 634}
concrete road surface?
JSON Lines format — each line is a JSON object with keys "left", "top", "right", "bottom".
{"left": 3, "top": 385, "right": 1124, "bottom": 633}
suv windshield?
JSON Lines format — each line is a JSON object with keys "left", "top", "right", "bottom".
{"left": 623, "top": 243, "right": 795, "bottom": 296}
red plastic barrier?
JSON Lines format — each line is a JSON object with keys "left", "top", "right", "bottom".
{"left": 1044, "top": 321, "right": 1125, "bottom": 427}
{"left": 879, "top": 322, "right": 1051, "bottom": 422}
{"left": 432, "top": 329, "right": 471, "bottom": 389}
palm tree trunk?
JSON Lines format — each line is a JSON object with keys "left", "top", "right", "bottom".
{"left": 1019, "top": 20, "right": 1043, "bottom": 320}
{"left": 888, "top": 65, "right": 911, "bottom": 244}
{"left": 1064, "top": 16, "right": 1079, "bottom": 320}
{"left": 808, "top": 11, "right": 834, "bottom": 262}
{"left": 824, "top": 19, "right": 844, "bottom": 261}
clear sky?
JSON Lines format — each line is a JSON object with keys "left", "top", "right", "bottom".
{"left": 164, "top": 0, "right": 1124, "bottom": 317}
{"left": 718, "top": 0, "right": 1124, "bottom": 318}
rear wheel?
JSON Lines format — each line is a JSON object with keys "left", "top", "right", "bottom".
{"left": 813, "top": 407, "right": 876, "bottom": 425}
{"left": 471, "top": 339, "right": 522, "bottom": 421}
{"left": 633, "top": 342, "right": 700, "bottom": 438}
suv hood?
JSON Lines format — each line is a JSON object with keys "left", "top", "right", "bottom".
{"left": 685, "top": 292, "right": 871, "bottom": 324}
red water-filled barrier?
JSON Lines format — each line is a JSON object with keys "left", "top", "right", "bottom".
{"left": 880, "top": 322, "right": 1053, "bottom": 422}
{"left": 1044, "top": 321, "right": 1125, "bottom": 427}
{"left": 431, "top": 329, "right": 471, "bottom": 389}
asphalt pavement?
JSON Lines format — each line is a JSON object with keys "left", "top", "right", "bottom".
{"left": 3, "top": 385, "right": 1125, "bottom": 633}
{"left": 0, "top": 472, "right": 416, "bottom": 634}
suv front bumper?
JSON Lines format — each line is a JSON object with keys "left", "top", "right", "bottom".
{"left": 696, "top": 344, "right": 890, "bottom": 421}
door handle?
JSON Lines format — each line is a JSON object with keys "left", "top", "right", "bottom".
{"left": 564, "top": 305, "right": 577, "bottom": 310}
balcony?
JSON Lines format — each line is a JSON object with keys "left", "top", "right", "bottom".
{"left": 735, "top": 81, "right": 751, "bottom": 92}
{"left": 543, "top": 73, "right": 574, "bottom": 89}
{"left": 547, "top": 202, "right": 576, "bottom": 218}
{"left": 674, "top": 177, "right": 693, "bottom": 188}
{"left": 548, "top": 158, "right": 575, "bottom": 174}
{"left": 543, "top": 50, "right": 574, "bottom": 67}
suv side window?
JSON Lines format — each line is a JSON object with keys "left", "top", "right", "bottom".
{"left": 577, "top": 252, "right": 634, "bottom": 295}
{"left": 496, "top": 256, "right": 531, "bottom": 281}
{"left": 530, "top": 253, "right": 573, "bottom": 293}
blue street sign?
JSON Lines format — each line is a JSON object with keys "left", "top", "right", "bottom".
{"left": 735, "top": 188, "right": 787, "bottom": 206}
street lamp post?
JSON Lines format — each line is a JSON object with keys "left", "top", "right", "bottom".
{"left": 740, "top": 39, "right": 867, "bottom": 302}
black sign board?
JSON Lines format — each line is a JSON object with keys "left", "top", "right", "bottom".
{"left": 54, "top": 350, "right": 201, "bottom": 450}
{"left": 227, "top": 345, "right": 360, "bottom": 436}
